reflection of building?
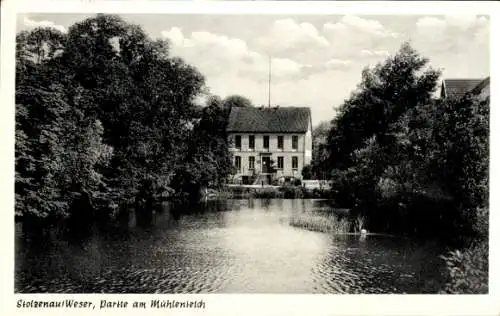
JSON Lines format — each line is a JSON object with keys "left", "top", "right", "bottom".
{"left": 227, "top": 106, "right": 312, "bottom": 184}
{"left": 440, "top": 77, "right": 490, "bottom": 101}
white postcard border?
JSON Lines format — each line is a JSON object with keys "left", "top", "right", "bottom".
{"left": 1, "top": 1, "right": 499, "bottom": 315}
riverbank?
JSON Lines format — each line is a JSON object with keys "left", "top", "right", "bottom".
{"left": 209, "top": 185, "right": 334, "bottom": 200}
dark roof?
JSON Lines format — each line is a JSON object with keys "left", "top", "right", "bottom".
{"left": 227, "top": 106, "right": 311, "bottom": 133}
{"left": 470, "top": 77, "right": 490, "bottom": 96}
{"left": 441, "top": 78, "right": 484, "bottom": 99}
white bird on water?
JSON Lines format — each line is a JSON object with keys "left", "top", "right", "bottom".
{"left": 359, "top": 228, "right": 368, "bottom": 241}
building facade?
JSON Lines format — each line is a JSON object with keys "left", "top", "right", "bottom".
{"left": 227, "top": 106, "right": 312, "bottom": 184}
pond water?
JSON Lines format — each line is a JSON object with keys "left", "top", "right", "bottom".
{"left": 15, "top": 199, "right": 447, "bottom": 294}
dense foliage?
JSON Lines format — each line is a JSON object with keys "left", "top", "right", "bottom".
{"left": 317, "top": 42, "right": 489, "bottom": 293}
{"left": 440, "top": 241, "right": 488, "bottom": 294}
{"left": 171, "top": 96, "right": 236, "bottom": 199}
{"left": 310, "top": 121, "right": 330, "bottom": 180}
{"left": 321, "top": 42, "right": 488, "bottom": 239}
{"left": 15, "top": 15, "right": 237, "bottom": 222}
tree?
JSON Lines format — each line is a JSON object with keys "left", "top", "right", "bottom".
{"left": 323, "top": 42, "right": 448, "bottom": 235}
{"left": 222, "top": 95, "right": 253, "bottom": 109}
{"left": 311, "top": 121, "right": 331, "bottom": 179}
{"left": 15, "top": 83, "right": 111, "bottom": 220}
{"left": 15, "top": 14, "right": 208, "bottom": 221}
{"left": 58, "top": 14, "right": 205, "bottom": 205}
{"left": 326, "top": 42, "right": 441, "bottom": 170}
{"left": 16, "top": 27, "right": 66, "bottom": 66}
{"left": 324, "top": 42, "right": 489, "bottom": 240}
{"left": 171, "top": 96, "right": 235, "bottom": 198}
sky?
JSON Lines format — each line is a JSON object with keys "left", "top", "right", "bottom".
{"left": 17, "top": 13, "right": 490, "bottom": 126}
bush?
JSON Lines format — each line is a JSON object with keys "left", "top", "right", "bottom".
{"left": 301, "top": 164, "right": 313, "bottom": 180}
{"left": 440, "top": 241, "right": 488, "bottom": 294}
{"left": 279, "top": 186, "right": 304, "bottom": 199}
{"left": 473, "top": 207, "right": 489, "bottom": 238}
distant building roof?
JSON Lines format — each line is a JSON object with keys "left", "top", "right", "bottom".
{"left": 441, "top": 78, "right": 485, "bottom": 99}
{"left": 227, "top": 106, "right": 311, "bottom": 133}
{"left": 470, "top": 76, "right": 490, "bottom": 98}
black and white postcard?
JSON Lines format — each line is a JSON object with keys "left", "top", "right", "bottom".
{"left": 1, "top": 0, "right": 499, "bottom": 315}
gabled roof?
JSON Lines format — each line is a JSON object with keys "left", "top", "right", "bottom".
{"left": 441, "top": 78, "right": 485, "bottom": 99}
{"left": 470, "top": 76, "right": 490, "bottom": 97}
{"left": 227, "top": 106, "right": 311, "bottom": 133}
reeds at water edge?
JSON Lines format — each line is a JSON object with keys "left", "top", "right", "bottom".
{"left": 289, "top": 213, "right": 350, "bottom": 234}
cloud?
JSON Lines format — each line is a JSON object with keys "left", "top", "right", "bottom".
{"left": 324, "top": 15, "right": 398, "bottom": 38}
{"left": 163, "top": 28, "right": 252, "bottom": 60}
{"left": 472, "top": 20, "right": 489, "bottom": 48}
{"left": 360, "top": 49, "right": 390, "bottom": 57}
{"left": 413, "top": 15, "right": 489, "bottom": 53}
{"left": 257, "top": 18, "right": 329, "bottom": 55}
{"left": 325, "top": 58, "right": 352, "bottom": 70}
{"left": 415, "top": 16, "right": 447, "bottom": 29}
{"left": 444, "top": 15, "right": 484, "bottom": 31}
{"left": 22, "top": 16, "right": 66, "bottom": 33}
{"left": 322, "top": 15, "right": 400, "bottom": 61}
{"left": 160, "top": 15, "right": 488, "bottom": 125}
{"left": 415, "top": 15, "right": 488, "bottom": 40}
{"left": 15, "top": 14, "right": 489, "bottom": 126}
{"left": 162, "top": 27, "right": 304, "bottom": 80}
{"left": 414, "top": 16, "right": 448, "bottom": 43}
{"left": 161, "top": 27, "right": 185, "bottom": 46}
{"left": 410, "top": 15, "right": 489, "bottom": 78}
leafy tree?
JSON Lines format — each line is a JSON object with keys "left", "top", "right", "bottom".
{"left": 15, "top": 83, "right": 111, "bottom": 220}
{"left": 429, "top": 95, "right": 489, "bottom": 235}
{"left": 64, "top": 15, "right": 205, "bottom": 202}
{"left": 311, "top": 121, "right": 331, "bottom": 179}
{"left": 171, "top": 96, "right": 235, "bottom": 198}
{"left": 15, "top": 14, "right": 208, "bottom": 221}
{"left": 323, "top": 42, "right": 489, "bottom": 239}
{"left": 16, "top": 27, "right": 66, "bottom": 66}
{"left": 326, "top": 42, "right": 441, "bottom": 170}
{"left": 222, "top": 94, "right": 253, "bottom": 109}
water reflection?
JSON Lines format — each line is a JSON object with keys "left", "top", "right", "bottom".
{"left": 15, "top": 199, "right": 446, "bottom": 293}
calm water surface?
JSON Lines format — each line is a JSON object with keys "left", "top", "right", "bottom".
{"left": 15, "top": 199, "right": 447, "bottom": 293}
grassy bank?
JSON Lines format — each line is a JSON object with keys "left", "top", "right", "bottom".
{"left": 224, "top": 185, "right": 334, "bottom": 199}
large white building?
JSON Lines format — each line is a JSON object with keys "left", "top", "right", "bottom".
{"left": 227, "top": 106, "right": 312, "bottom": 184}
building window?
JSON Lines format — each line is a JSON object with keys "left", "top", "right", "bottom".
{"left": 292, "top": 136, "right": 298, "bottom": 150}
{"left": 263, "top": 135, "right": 269, "bottom": 150}
{"left": 249, "top": 135, "right": 255, "bottom": 150}
{"left": 277, "top": 136, "right": 284, "bottom": 150}
{"left": 249, "top": 156, "right": 255, "bottom": 170}
{"left": 277, "top": 156, "right": 284, "bottom": 169}
{"left": 235, "top": 135, "right": 241, "bottom": 150}
{"left": 292, "top": 156, "right": 298, "bottom": 170}
{"left": 235, "top": 156, "right": 241, "bottom": 171}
